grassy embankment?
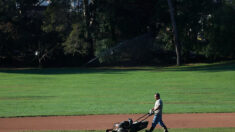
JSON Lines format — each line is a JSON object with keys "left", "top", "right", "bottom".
{"left": 0, "top": 61, "right": 235, "bottom": 117}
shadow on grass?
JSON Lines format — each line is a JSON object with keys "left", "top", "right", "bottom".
{"left": 0, "top": 68, "right": 151, "bottom": 75}
{"left": 164, "top": 61, "right": 235, "bottom": 72}
{"left": 0, "top": 61, "right": 234, "bottom": 74}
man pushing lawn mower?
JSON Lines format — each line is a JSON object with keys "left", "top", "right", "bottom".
{"left": 146, "top": 92, "right": 168, "bottom": 132}
{"left": 106, "top": 92, "right": 168, "bottom": 132}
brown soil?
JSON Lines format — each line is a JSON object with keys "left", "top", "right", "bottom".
{"left": 1, "top": 113, "right": 235, "bottom": 132}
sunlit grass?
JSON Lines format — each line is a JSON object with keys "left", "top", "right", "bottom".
{"left": 0, "top": 61, "right": 235, "bottom": 117}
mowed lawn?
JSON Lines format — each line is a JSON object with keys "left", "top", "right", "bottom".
{"left": 0, "top": 61, "right": 235, "bottom": 117}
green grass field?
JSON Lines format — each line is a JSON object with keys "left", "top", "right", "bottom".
{"left": 0, "top": 61, "right": 235, "bottom": 117}
{"left": 24, "top": 128, "right": 235, "bottom": 132}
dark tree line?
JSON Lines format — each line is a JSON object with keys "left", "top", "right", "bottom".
{"left": 0, "top": 0, "right": 234, "bottom": 67}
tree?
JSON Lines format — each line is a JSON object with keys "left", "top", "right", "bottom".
{"left": 40, "top": 0, "right": 71, "bottom": 66}
{"left": 1, "top": 0, "right": 234, "bottom": 67}
{"left": 63, "top": 23, "right": 89, "bottom": 56}
{"left": 82, "top": 0, "right": 95, "bottom": 58}
{"left": 0, "top": 0, "right": 45, "bottom": 66}
{"left": 203, "top": 3, "right": 235, "bottom": 59}
{"left": 0, "top": 0, "right": 18, "bottom": 60}
{"left": 94, "top": 0, "right": 158, "bottom": 64}
{"left": 59, "top": 0, "right": 96, "bottom": 59}
{"left": 167, "top": 0, "right": 181, "bottom": 66}
{"left": 172, "top": 0, "right": 215, "bottom": 62}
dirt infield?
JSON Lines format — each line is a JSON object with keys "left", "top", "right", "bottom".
{"left": 1, "top": 113, "right": 235, "bottom": 132}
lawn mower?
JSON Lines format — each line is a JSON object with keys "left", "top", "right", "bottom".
{"left": 106, "top": 110, "right": 154, "bottom": 132}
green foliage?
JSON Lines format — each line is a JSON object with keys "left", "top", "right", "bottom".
{"left": 95, "top": 38, "right": 116, "bottom": 63}
{"left": 42, "top": 0, "right": 71, "bottom": 34}
{"left": 0, "top": 0, "right": 19, "bottom": 55}
{"left": 63, "top": 23, "right": 89, "bottom": 55}
{"left": 156, "top": 28, "right": 174, "bottom": 51}
{"left": 203, "top": 5, "right": 235, "bottom": 59}
{"left": 0, "top": 0, "right": 44, "bottom": 65}
{"left": 169, "top": 0, "right": 214, "bottom": 58}
{"left": 0, "top": 0, "right": 235, "bottom": 66}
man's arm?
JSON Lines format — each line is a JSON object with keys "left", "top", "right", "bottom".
{"left": 152, "top": 105, "right": 160, "bottom": 112}
{"left": 152, "top": 100, "right": 161, "bottom": 111}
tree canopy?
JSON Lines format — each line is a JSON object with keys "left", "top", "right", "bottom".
{"left": 0, "top": 0, "right": 234, "bottom": 67}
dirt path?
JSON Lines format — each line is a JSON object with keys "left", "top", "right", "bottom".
{"left": 1, "top": 113, "right": 235, "bottom": 132}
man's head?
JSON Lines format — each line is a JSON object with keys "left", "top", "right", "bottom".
{"left": 155, "top": 93, "right": 160, "bottom": 100}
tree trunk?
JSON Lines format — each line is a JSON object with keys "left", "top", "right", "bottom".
{"left": 83, "top": 0, "right": 94, "bottom": 58}
{"left": 167, "top": 0, "right": 181, "bottom": 66}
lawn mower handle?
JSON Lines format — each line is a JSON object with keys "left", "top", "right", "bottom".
{"left": 135, "top": 113, "right": 152, "bottom": 122}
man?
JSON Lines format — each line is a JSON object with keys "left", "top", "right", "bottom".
{"left": 146, "top": 93, "right": 168, "bottom": 132}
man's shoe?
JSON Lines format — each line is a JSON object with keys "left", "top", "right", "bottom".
{"left": 164, "top": 129, "right": 168, "bottom": 132}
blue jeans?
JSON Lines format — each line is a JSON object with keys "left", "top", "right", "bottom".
{"left": 151, "top": 114, "right": 167, "bottom": 129}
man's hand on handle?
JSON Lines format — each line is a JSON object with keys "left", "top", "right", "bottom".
{"left": 148, "top": 109, "right": 154, "bottom": 115}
